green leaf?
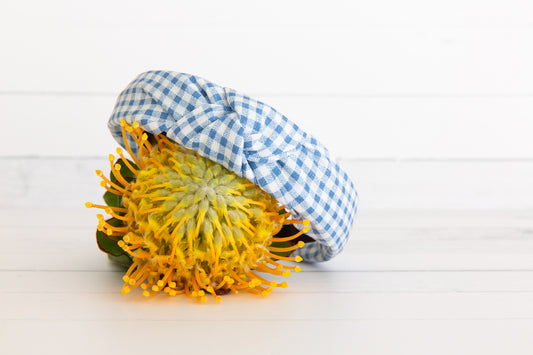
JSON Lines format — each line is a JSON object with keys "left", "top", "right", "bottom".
{"left": 103, "top": 190, "right": 121, "bottom": 208}
{"left": 106, "top": 217, "right": 125, "bottom": 228}
{"left": 269, "top": 241, "right": 293, "bottom": 257}
{"left": 108, "top": 254, "right": 133, "bottom": 268}
{"left": 98, "top": 218, "right": 126, "bottom": 242}
{"left": 109, "top": 158, "right": 137, "bottom": 188}
{"left": 120, "top": 158, "right": 138, "bottom": 178}
{"left": 96, "top": 229, "right": 125, "bottom": 256}
{"left": 117, "top": 158, "right": 137, "bottom": 178}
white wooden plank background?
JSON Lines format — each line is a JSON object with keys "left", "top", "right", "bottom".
{"left": 3, "top": 95, "right": 533, "bottom": 159}
{"left": 2, "top": 208, "right": 533, "bottom": 355}
{"left": 2, "top": 1, "right": 533, "bottom": 96}
{"left": 1, "top": 0, "right": 533, "bottom": 354}
{"left": 2, "top": 158, "right": 533, "bottom": 211}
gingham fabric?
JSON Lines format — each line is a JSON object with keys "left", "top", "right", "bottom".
{"left": 108, "top": 71, "right": 358, "bottom": 262}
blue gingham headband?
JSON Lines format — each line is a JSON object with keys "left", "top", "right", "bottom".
{"left": 108, "top": 71, "right": 358, "bottom": 262}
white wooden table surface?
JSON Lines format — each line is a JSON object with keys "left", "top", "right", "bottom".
{"left": 4, "top": 208, "right": 533, "bottom": 355}
{"left": 2, "top": 159, "right": 533, "bottom": 355}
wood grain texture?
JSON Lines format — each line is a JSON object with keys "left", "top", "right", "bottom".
{"left": 4, "top": 319, "right": 533, "bottom": 355}
{"left": 3, "top": 209, "right": 533, "bottom": 272}
{"left": 2, "top": 159, "right": 532, "bottom": 210}
{"left": 1, "top": 27, "right": 531, "bottom": 95}
{"left": 1, "top": 1, "right": 532, "bottom": 95}
{"left": 2, "top": 95, "right": 533, "bottom": 159}
{"left": 2, "top": 208, "right": 533, "bottom": 354}
{"left": 5, "top": 0, "right": 532, "bottom": 28}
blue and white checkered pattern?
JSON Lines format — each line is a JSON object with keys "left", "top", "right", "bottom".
{"left": 108, "top": 71, "right": 358, "bottom": 262}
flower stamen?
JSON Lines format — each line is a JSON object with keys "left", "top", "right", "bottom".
{"left": 115, "top": 147, "right": 138, "bottom": 175}
{"left": 96, "top": 170, "right": 130, "bottom": 196}
{"left": 268, "top": 240, "right": 305, "bottom": 253}
{"left": 108, "top": 155, "right": 131, "bottom": 187}
{"left": 263, "top": 250, "right": 303, "bottom": 263}
{"left": 270, "top": 226, "right": 311, "bottom": 243}
{"left": 89, "top": 122, "right": 308, "bottom": 302}
{"left": 85, "top": 202, "right": 127, "bottom": 213}
{"left": 120, "top": 119, "right": 141, "bottom": 167}
{"left": 104, "top": 208, "right": 134, "bottom": 222}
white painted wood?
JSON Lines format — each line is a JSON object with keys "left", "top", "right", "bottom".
{"left": 8, "top": 226, "right": 533, "bottom": 271}
{"left": 1, "top": 27, "right": 531, "bottom": 96}
{"left": 4, "top": 0, "right": 532, "bottom": 28}
{"left": 2, "top": 209, "right": 533, "bottom": 272}
{"left": 344, "top": 160, "right": 533, "bottom": 210}
{"left": 1, "top": 95, "right": 119, "bottom": 157}
{"left": 5, "top": 270, "right": 533, "bottom": 294}
{"left": 2, "top": 206, "right": 533, "bottom": 354}
{"left": 3, "top": 292, "right": 533, "bottom": 321}
{"left": 2, "top": 95, "right": 533, "bottom": 159}
{"left": 3, "top": 319, "right": 533, "bottom": 355}
{"left": 1, "top": 1, "right": 532, "bottom": 94}
{"left": 2, "top": 159, "right": 532, "bottom": 210}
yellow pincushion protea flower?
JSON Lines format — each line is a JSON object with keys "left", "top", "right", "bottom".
{"left": 86, "top": 120, "right": 309, "bottom": 302}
